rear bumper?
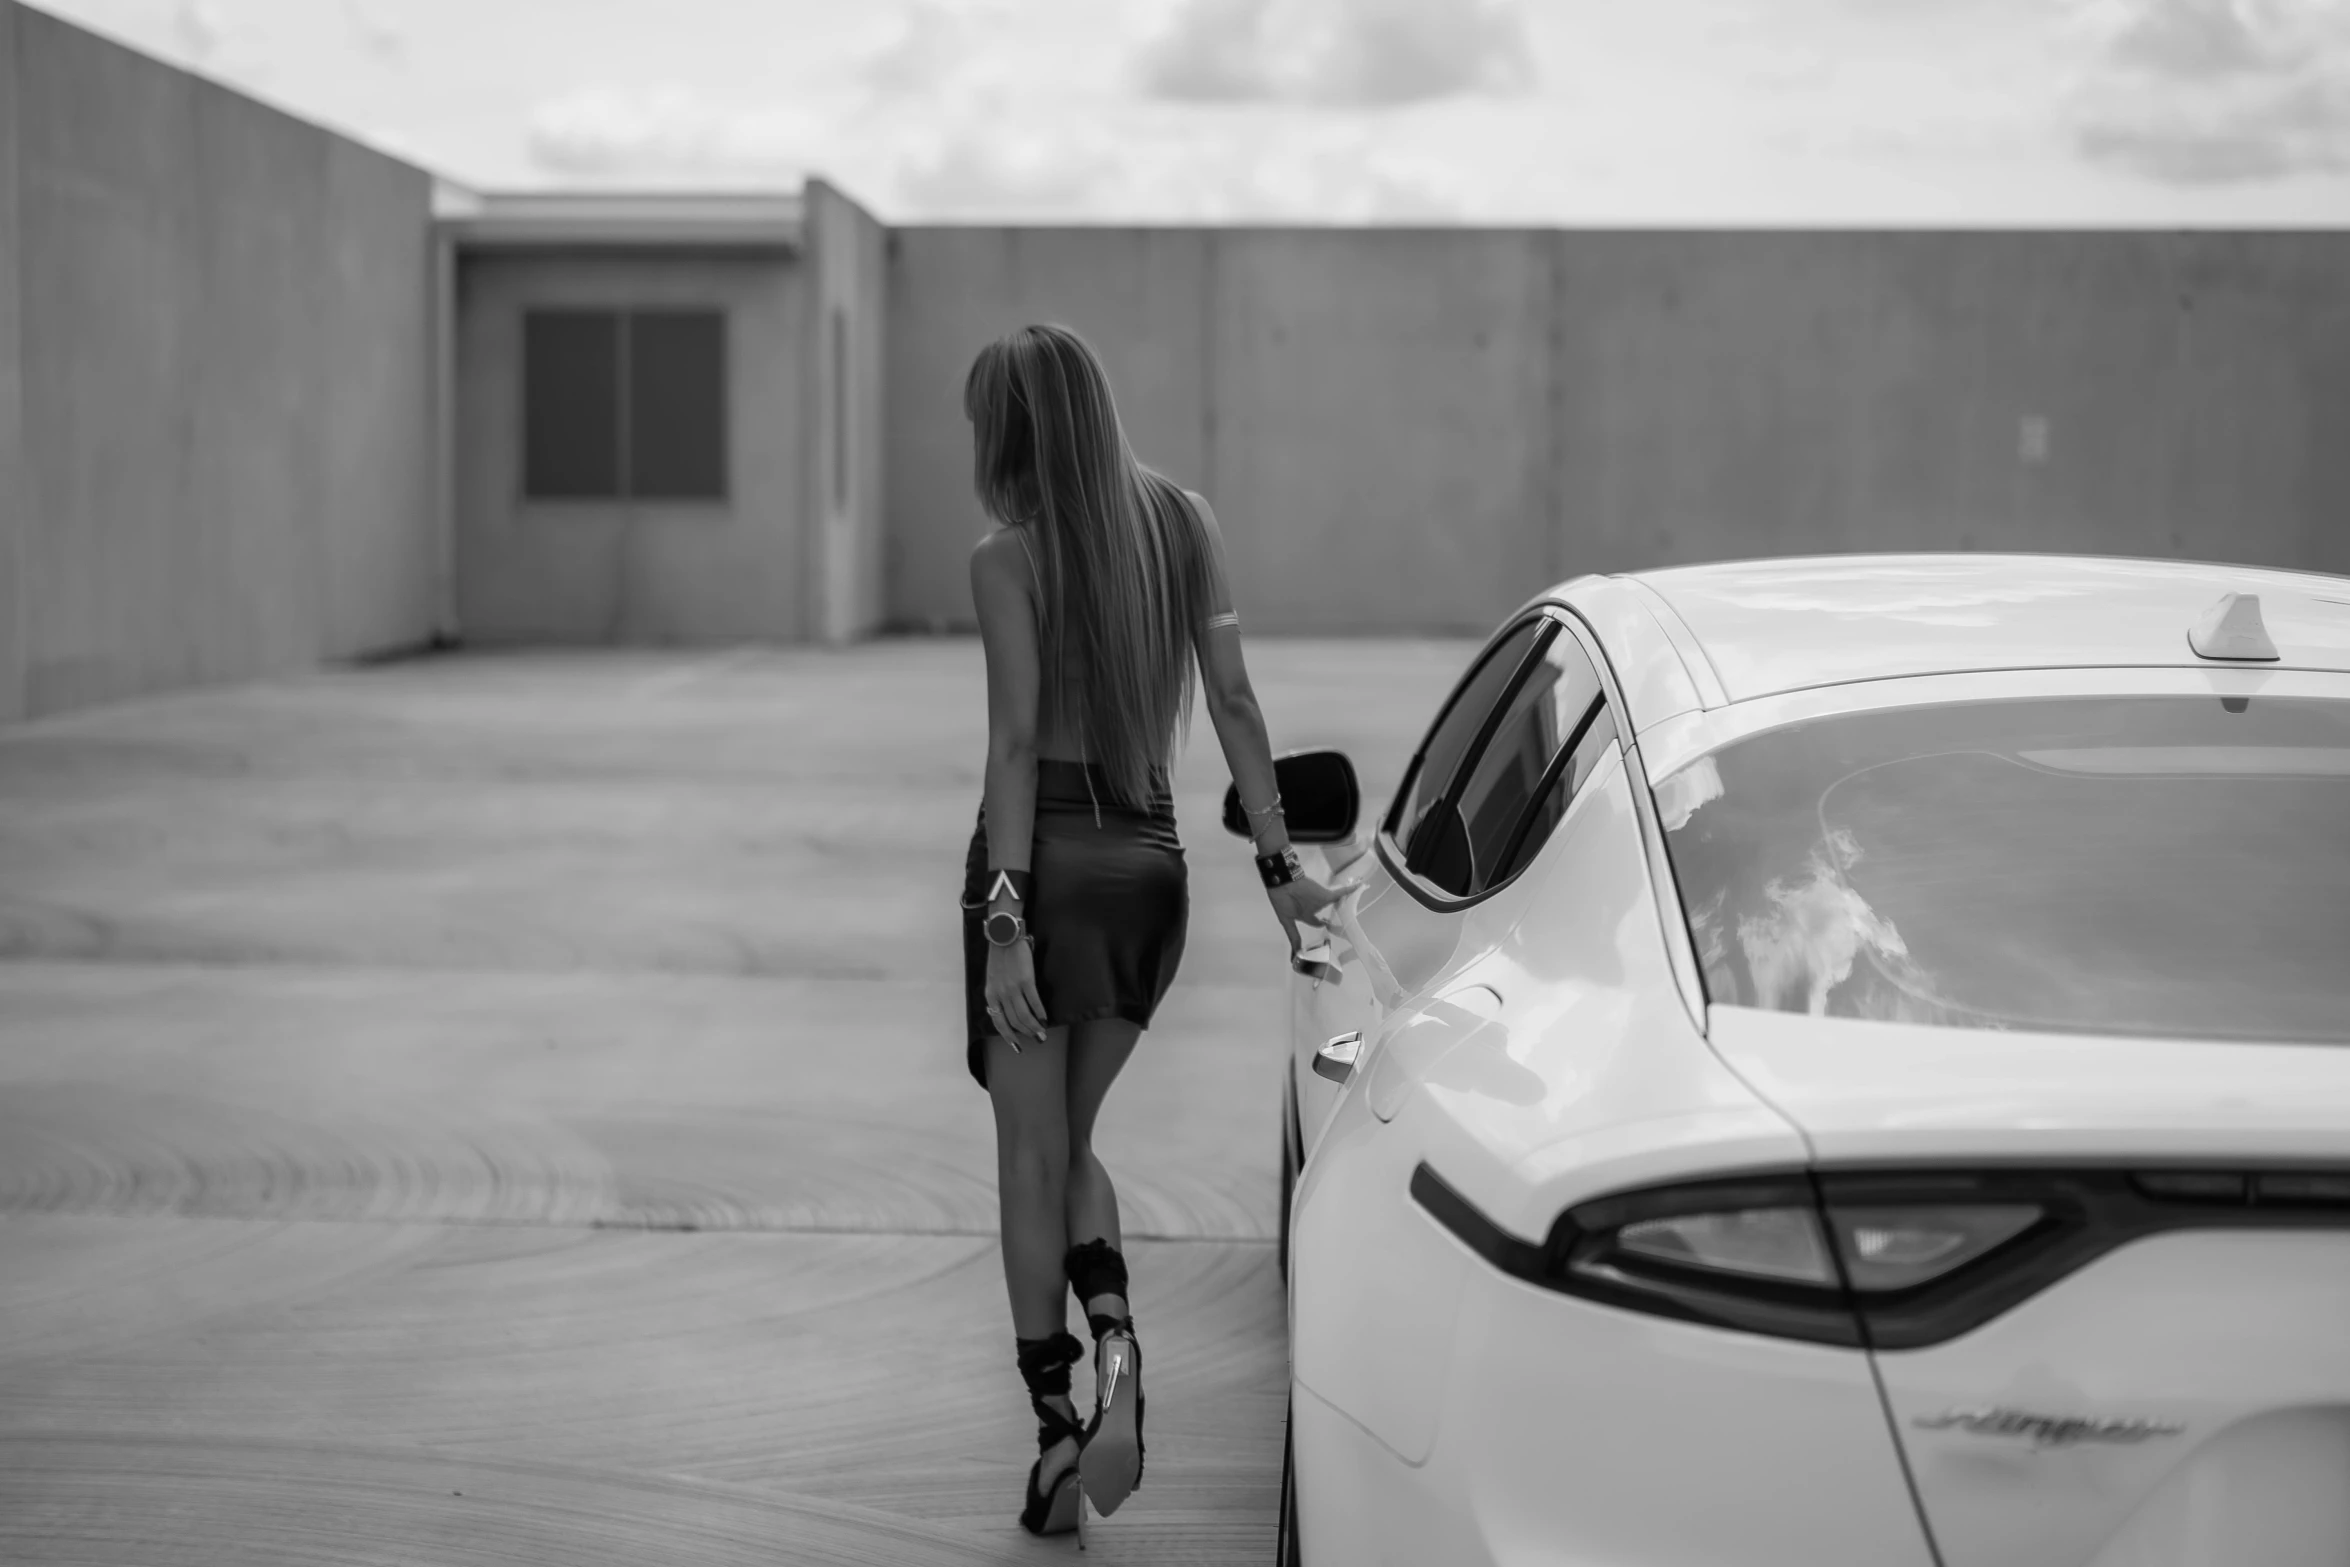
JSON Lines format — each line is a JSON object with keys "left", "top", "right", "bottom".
{"left": 1293, "top": 1260, "right": 1939, "bottom": 1567}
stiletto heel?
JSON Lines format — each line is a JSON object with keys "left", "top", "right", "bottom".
{"left": 1066, "top": 1240, "right": 1146, "bottom": 1518}
{"left": 1014, "top": 1332, "right": 1088, "bottom": 1537}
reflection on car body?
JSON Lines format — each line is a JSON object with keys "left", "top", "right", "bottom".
{"left": 1246, "top": 555, "right": 2350, "bottom": 1567}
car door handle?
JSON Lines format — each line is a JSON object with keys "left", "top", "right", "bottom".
{"left": 1291, "top": 944, "right": 1341, "bottom": 985}
{"left": 1314, "top": 1031, "right": 1364, "bottom": 1084}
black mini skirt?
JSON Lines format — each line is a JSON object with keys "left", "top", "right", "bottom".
{"left": 960, "top": 759, "right": 1189, "bottom": 1089}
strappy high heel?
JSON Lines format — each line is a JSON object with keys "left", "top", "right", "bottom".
{"left": 1014, "top": 1331, "right": 1087, "bottom": 1537}
{"left": 1066, "top": 1240, "right": 1145, "bottom": 1518}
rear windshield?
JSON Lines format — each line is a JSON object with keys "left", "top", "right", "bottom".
{"left": 1656, "top": 696, "right": 2350, "bottom": 1043}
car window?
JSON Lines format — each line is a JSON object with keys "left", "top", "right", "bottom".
{"left": 1386, "top": 618, "right": 1551, "bottom": 856}
{"left": 1419, "top": 629, "right": 1611, "bottom": 896}
{"left": 1657, "top": 694, "right": 2350, "bottom": 1043}
{"left": 1487, "top": 702, "right": 1619, "bottom": 891}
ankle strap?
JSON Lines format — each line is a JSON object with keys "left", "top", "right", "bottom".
{"left": 1030, "top": 1397, "right": 1087, "bottom": 1452}
{"left": 1015, "top": 1330, "right": 1088, "bottom": 1451}
{"left": 1063, "top": 1239, "right": 1130, "bottom": 1306}
{"left": 1015, "top": 1331, "right": 1085, "bottom": 1397}
{"left": 1086, "top": 1310, "right": 1136, "bottom": 1343}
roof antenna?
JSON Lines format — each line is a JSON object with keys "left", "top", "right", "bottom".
{"left": 2187, "top": 592, "right": 2280, "bottom": 662}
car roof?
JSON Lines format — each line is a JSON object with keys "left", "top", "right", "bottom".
{"left": 1551, "top": 554, "right": 2350, "bottom": 725}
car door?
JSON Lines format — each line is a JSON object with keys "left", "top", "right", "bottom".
{"left": 1286, "top": 611, "right": 1629, "bottom": 1476}
{"left": 1295, "top": 610, "right": 1612, "bottom": 1152}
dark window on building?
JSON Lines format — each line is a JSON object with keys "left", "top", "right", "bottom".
{"left": 628, "top": 310, "right": 727, "bottom": 500}
{"left": 521, "top": 307, "right": 727, "bottom": 502}
{"left": 522, "top": 311, "right": 621, "bottom": 499}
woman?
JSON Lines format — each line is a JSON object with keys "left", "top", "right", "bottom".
{"left": 959, "top": 323, "right": 1338, "bottom": 1538}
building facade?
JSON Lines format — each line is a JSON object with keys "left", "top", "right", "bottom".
{"left": 437, "top": 184, "right": 885, "bottom": 649}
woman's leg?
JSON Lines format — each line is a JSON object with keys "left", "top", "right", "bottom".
{"left": 987, "top": 1026, "right": 1080, "bottom": 1483}
{"left": 1064, "top": 1019, "right": 1140, "bottom": 1254}
{"left": 1064, "top": 1018, "right": 1148, "bottom": 1512}
{"left": 989, "top": 1024, "right": 1076, "bottom": 1329}
{"left": 1065, "top": 1018, "right": 1141, "bottom": 1319}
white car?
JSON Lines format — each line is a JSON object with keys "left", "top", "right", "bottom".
{"left": 1233, "top": 554, "right": 2350, "bottom": 1567}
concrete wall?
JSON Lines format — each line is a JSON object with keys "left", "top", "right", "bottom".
{"left": 886, "top": 228, "right": 1214, "bottom": 631}
{"left": 452, "top": 252, "right": 807, "bottom": 644}
{"left": 804, "top": 180, "right": 889, "bottom": 643}
{"left": 0, "top": 6, "right": 23, "bottom": 723}
{"left": 1, "top": 2, "right": 437, "bottom": 720}
{"left": 886, "top": 227, "right": 2350, "bottom": 634}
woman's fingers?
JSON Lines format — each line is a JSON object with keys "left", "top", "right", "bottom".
{"left": 1015, "top": 976, "right": 1049, "bottom": 1045}
{"left": 989, "top": 982, "right": 1045, "bottom": 1047}
{"left": 984, "top": 986, "right": 1018, "bottom": 1051}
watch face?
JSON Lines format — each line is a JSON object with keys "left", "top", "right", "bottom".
{"left": 984, "top": 911, "right": 1021, "bottom": 945}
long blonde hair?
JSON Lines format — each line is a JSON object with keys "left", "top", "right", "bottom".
{"left": 965, "top": 324, "right": 1217, "bottom": 806}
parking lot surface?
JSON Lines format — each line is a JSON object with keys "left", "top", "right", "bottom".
{"left": 0, "top": 636, "right": 1473, "bottom": 1566}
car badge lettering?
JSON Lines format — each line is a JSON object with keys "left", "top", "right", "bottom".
{"left": 1914, "top": 1406, "right": 2185, "bottom": 1449}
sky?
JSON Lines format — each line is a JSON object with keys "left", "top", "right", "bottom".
{"left": 25, "top": 0, "right": 2350, "bottom": 224}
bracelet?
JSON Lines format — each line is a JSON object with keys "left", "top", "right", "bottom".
{"left": 985, "top": 868, "right": 1033, "bottom": 906}
{"left": 1242, "top": 792, "right": 1284, "bottom": 822}
{"left": 1255, "top": 846, "right": 1302, "bottom": 889}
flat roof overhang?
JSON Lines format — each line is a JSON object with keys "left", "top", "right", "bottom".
{"left": 433, "top": 184, "right": 806, "bottom": 252}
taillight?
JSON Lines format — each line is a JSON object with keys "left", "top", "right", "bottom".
{"left": 1616, "top": 1207, "right": 1832, "bottom": 1285}
{"left": 1600, "top": 1200, "right": 2045, "bottom": 1294}
{"left": 1554, "top": 1179, "right": 2052, "bottom": 1346}
{"left": 1823, "top": 1204, "right": 2043, "bottom": 1292}
{"left": 1411, "top": 1161, "right": 2350, "bottom": 1350}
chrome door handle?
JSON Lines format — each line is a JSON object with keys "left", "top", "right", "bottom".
{"left": 1290, "top": 945, "right": 1341, "bottom": 985}
{"left": 1314, "top": 1031, "right": 1364, "bottom": 1084}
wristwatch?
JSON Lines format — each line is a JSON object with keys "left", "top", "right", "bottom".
{"left": 984, "top": 910, "right": 1029, "bottom": 947}
{"left": 1255, "top": 846, "right": 1303, "bottom": 889}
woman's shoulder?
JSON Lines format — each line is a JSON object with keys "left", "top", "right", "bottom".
{"left": 1175, "top": 487, "right": 1223, "bottom": 543}
{"left": 969, "top": 525, "right": 1040, "bottom": 607}
{"left": 971, "top": 523, "right": 1033, "bottom": 572}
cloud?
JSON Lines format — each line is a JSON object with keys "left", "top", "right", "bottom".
{"left": 893, "top": 127, "right": 1120, "bottom": 217}
{"left": 174, "top": 0, "right": 224, "bottom": 60}
{"left": 876, "top": 109, "right": 1472, "bottom": 223}
{"left": 524, "top": 86, "right": 820, "bottom": 179}
{"left": 863, "top": 0, "right": 969, "bottom": 93}
{"left": 343, "top": 0, "right": 405, "bottom": 61}
{"left": 1239, "top": 140, "right": 1467, "bottom": 219}
{"left": 1137, "top": 0, "right": 1537, "bottom": 107}
{"left": 2067, "top": 0, "right": 2350, "bottom": 181}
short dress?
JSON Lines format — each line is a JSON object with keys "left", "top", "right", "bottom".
{"left": 959, "top": 758, "right": 1189, "bottom": 1089}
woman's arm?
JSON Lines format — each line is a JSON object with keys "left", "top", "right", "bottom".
{"left": 1184, "top": 492, "right": 1338, "bottom": 953}
{"left": 971, "top": 529, "right": 1048, "bottom": 1045}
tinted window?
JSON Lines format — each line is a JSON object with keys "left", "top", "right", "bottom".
{"left": 628, "top": 310, "right": 728, "bottom": 500}
{"left": 1387, "top": 618, "right": 1549, "bottom": 856}
{"left": 1488, "top": 702, "right": 1619, "bottom": 890}
{"left": 1423, "top": 629, "right": 1609, "bottom": 896}
{"left": 1658, "top": 695, "right": 2350, "bottom": 1043}
{"left": 523, "top": 311, "right": 621, "bottom": 499}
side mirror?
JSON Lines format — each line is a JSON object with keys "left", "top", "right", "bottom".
{"left": 1223, "top": 749, "right": 1361, "bottom": 844}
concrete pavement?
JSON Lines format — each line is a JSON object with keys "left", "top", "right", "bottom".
{"left": 0, "top": 636, "right": 1476, "bottom": 1565}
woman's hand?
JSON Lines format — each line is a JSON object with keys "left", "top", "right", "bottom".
{"left": 984, "top": 938, "right": 1050, "bottom": 1049}
{"left": 1268, "top": 876, "right": 1342, "bottom": 959}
